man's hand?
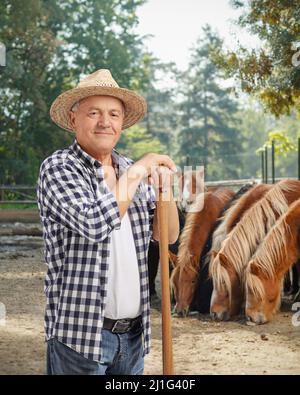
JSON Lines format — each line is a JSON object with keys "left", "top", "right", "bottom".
{"left": 112, "top": 153, "right": 178, "bottom": 218}
{"left": 130, "top": 153, "right": 177, "bottom": 195}
{"left": 132, "top": 153, "right": 176, "bottom": 175}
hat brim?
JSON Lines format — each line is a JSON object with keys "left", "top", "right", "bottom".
{"left": 50, "top": 86, "right": 147, "bottom": 132}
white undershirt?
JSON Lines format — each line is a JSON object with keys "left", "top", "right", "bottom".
{"left": 105, "top": 211, "right": 141, "bottom": 319}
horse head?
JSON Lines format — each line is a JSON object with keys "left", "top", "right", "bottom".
{"left": 245, "top": 261, "right": 282, "bottom": 325}
{"left": 171, "top": 254, "right": 199, "bottom": 317}
{"left": 210, "top": 251, "right": 243, "bottom": 321}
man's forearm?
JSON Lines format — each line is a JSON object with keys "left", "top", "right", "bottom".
{"left": 111, "top": 165, "right": 145, "bottom": 218}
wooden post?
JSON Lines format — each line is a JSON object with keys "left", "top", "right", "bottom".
{"left": 261, "top": 151, "right": 265, "bottom": 183}
{"left": 264, "top": 145, "right": 268, "bottom": 184}
{"left": 298, "top": 137, "right": 300, "bottom": 181}
{"left": 157, "top": 173, "right": 174, "bottom": 375}
{"left": 271, "top": 140, "right": 275, "bottom": 184}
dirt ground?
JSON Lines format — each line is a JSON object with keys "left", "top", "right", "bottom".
{"left": 0, "top": 232, "right": 300, "bottom": 375}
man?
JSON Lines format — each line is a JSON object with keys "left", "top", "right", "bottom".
{"left": 37, "top": 69, "right": 179, "bottom": 375}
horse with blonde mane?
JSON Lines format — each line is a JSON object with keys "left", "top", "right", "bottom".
{"left": 208, "top": 183, "right": 272, "bottom": 265}
{"left": 245, "top": 198, "right": 300, "bottom": 324}
{"left": 190, "top": 183, "right": 255, "bottom": 313}
{"left": 171, "top": 187, "right": 235, "bottom": 316}
{"left": 210, "top": 179, "right": 300, "bottom": 321}
{"left": 207, "top": 183, "right": 273, "bottom": 316}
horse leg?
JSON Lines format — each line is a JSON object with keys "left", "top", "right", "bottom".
{"left": 292, "top": 260, "right": 300, "bottom": 302}
{"left": 291, "top": 260, "right": 300, "bottom": 295}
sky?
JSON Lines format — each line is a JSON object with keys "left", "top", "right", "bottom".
{"left": 136, "top": 0, "right": 259, "bottom": 71}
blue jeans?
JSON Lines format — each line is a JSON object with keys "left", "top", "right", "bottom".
{"left": 46, "top": 327, "right": 144, "bottom": 375}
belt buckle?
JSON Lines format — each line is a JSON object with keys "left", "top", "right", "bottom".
{"left": 111, "top": 319, "right": 131, "bottom": 334}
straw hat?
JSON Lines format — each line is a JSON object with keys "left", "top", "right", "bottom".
{"left": 50, "top": 69, "right": 147, "bottom": 132}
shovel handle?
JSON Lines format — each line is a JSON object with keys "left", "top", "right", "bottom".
{"left": 157, "top": 173, "right": 174, "bottom": 375}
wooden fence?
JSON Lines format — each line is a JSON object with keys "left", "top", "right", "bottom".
{"left": 0, "top": 177, "right": 293, "bottom": 205}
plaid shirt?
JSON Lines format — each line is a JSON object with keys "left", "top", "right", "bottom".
{"left": 37, "top": 139, "right": 156, "bottom": 362}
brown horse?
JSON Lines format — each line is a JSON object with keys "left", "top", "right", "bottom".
{"left": 171, "top": 187, "right": 235, "bottom": 316}
{"left": 207, "top": 183, "right": 272, "bottom": 266}
{"left": 209, "top": 179, "right": 300, "bottom": 321}
{"left": 245, "top": 198, "right": 300, "bottom": 324}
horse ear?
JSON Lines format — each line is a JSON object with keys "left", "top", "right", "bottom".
{"left": 210, "top": 250, "right": 218, "bottom": 259}
{"left": 218, "top": 252, "right": 229, "bottom": 268}
{"left": 250, "top": 262, "right": 261, "bottom": 276}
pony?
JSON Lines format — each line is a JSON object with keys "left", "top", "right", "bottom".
{"left": 190, "top": 183, "right": 255, "bottom": 314}
{"left": 170, "top": 187, "right": 235, "bottom": 316}
{"left": 208, "top": 183, "right": 273, "bottom": 318}
{"left": 209, "top": 179, "right": 300, "bottom": 321}
{"left": 245, "top": 198, "right": 300, "bottom": 324}
{"left": 207, "top": 183, "right": 272, "bottom": 265}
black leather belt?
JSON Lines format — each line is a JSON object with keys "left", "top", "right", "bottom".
{"left": 103, "top": 316, "right": 142, "bottom": 334}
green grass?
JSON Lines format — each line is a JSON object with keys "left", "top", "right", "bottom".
{"left": 0, "top": 203, "right": 38, "bottom": 209}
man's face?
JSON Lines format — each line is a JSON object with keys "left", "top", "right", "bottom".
{"left": 69, "top": 95, "right": 124, "bottom": 160}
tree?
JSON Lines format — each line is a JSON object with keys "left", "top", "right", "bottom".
{"left": 0, "top": 0, "right": 67, "bottom": 184}
{"left": 118, "top": 124, "right": 165, "bottom": 161}
{"left": 178, "top": 26, "right": 243, "bottom": 180}
{"left": 0, "top": 0, "right": 150, "bottom": 185}
{"left": 214, "top": 0, "right": 300, "bottom": 116}
{"left": 140, "top": 58, "right": 180, "bottom": 159}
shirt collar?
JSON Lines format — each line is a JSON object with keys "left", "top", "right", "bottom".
{"left": 70, "top": 139, "right": 133, "bottom": 176}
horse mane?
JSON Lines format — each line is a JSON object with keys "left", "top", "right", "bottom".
{"left": 210, "top": 179, "right": 299, "bottom": 296}
{"left": 170, "top": 264, "right": 179, "bottom": 295}
{"left": 208, "top": 219, "right": 227, "bottom": 260}
{"left": 246, "top": 197, "right": 300, "bottom": 300}
{"left": 210, "top": 254, "right": 233, "bottom": 301}
{"left": 177, "top": 188, "right": 234, "bottom": 272}
{"left": 225, "top": 183, "right": 271, "bottom": 230}
{"left": 207, "top": 183, "right": 265, "bottom": 266}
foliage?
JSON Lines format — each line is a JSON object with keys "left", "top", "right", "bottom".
{"left": 118, "top": 124, "right": 165, "bottom": 161}
{"left": 178, "top": 26, "right": 244, "bottom": 180}
{"left": 140, "top": 58, "right": 180, "bottom": 159}
{"left": 0, "top": 0, "right": 150, "bottom": 185}
{"left": 213, "top": 0, "right": 300, "bottom": 116}
{"left": 257, "top": 130, "right": 297, "bottom": 157}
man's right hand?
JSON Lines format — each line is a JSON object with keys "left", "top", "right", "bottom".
{"left": 134, "top": 153, "right": 177, "bottom": 176}
{"left": 113, "top": 153, "right": 177, "bottom": 217}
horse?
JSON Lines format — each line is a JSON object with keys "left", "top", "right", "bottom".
{"left": 209, "top": 179, "right": 300, "bottom": 321}
{"left": 208, "top": 183, "right": 273, "bottom": 318}
{"left": 170, "top": 187, "right": 235, "bottom": 316}
{"left": 207, "top": 183, "right": 271, "bottom": 266}
{"left": 245, "top": 197, "right": 300, "bottom": 324}
{"left": 189, "top": 183, "right": 255, "bottom": 314}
